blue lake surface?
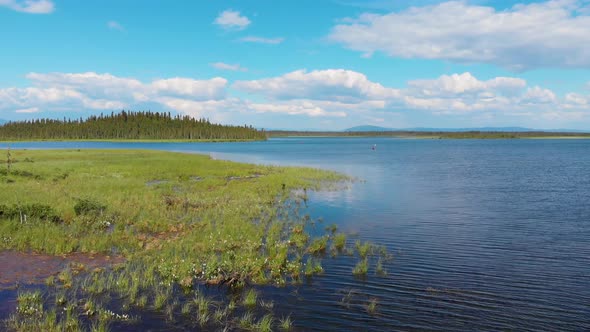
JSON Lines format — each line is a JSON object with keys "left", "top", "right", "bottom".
{"left": 2, "top": 137, "right": 590, "bottom": 331}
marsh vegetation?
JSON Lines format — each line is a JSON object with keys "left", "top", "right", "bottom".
{"left": 0, "top": 149, "right": 390, "bottom": 330}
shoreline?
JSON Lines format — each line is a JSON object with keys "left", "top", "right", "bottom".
{"left": 0, "top": 138, "right": 266, "bottom": 143}
{"left": 3, "top": 135, "right": 590, "bottom": 143}
{"left": 269, "top": 134, "right": 590, "bottom": 140}
{"left": 0, "top": 149, "right": 385, "bottom": 331}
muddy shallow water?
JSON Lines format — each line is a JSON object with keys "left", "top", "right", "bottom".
{"left": 0, "top": 251, "right": 123, "bottom": 288}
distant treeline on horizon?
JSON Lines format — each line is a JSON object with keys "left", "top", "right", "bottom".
{"left": 0, "top": 111, "right": 266, "bottom": 141}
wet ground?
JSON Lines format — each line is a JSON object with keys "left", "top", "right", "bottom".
{"left": 0, "top": 250, "right": 124, "bottom": 289}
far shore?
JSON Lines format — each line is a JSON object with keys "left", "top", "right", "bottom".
{"left": 268, "top": 131, "right": 590, "bottom": 140}
{"left": 2, "top": 133, "right": 590, "bottom": 143}
{"left": 0, "top": 138, "right": 265, "bottom": 143}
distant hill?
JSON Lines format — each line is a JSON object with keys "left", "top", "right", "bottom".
{"left": 407, "top": 127, "right": 534, "bottom": 132}
{"left": 345, "top": 125, "right": 393, "bottom": 132}
{"left": 345, "top": 125, "right": 588, "bottom": 133}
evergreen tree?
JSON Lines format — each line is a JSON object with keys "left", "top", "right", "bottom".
{"left": 0, "top": 111, "right": 266, "bottom": 141}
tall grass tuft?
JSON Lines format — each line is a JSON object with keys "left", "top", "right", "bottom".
{"left": 353, "top": 259, "right": 369, "bottom": 276}
{"left": 367, "top": 298, "right": 378, "bottom": 315}
{"left": 333, "top": 233, "right": 347, "bottom": 251}
{"left": 242, "top": 288, "right": 258, "bottom": 309}
{"left": 279, "top": 315, "right": 293, "bottom": 330}
{"left": 256, "top": 314, "right": 274, "bottom": 332}
{"left": 355, "top": 240, "right": 373, "bottom": 259}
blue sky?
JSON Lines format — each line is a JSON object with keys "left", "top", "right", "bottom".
{"left": 1, "top": 0, "right": 590, "bottom": 130}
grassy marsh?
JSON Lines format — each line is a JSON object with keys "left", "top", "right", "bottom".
{"left": 1, "top": 149, "right": 375, "bottom": 330}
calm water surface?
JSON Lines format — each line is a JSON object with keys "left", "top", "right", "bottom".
{"left": 2, "top": 138, "right": 590, "bottom": 331}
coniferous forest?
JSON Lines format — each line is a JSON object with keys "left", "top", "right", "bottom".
{"left": 0, "top": 111, "right": 266, "bottom": 141}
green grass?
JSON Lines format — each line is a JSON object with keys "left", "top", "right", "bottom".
{"left": 0, "top": 149, "right": 352, "bottom": 329}
{"left": 242, "top": 289, "right": 258, "bottom": 309}
{"left": 16, "top": 291, "right": 43, "bottom": 317}
{"left": 193, "top": 292, "right": 212, "bottom": 317}
{"left": 279, "top": 315, "right": 293, "bottom": 330}
{"left": 181, "top": 302, "right": 192, "bottom": 316}
{"left": 255, "top": 314, "right": 274, "bottom": 332}
{"left": 355, "top": 240, "right": 374, "bottom": 259}
{"left": 238, "top": 312, "right": 255, "bottom": 330}
{"left": 0, "top": 149, "right": 345, "bottom": 277}
{"left": 352, "top": 259, "right": 369, "bottom": 276}
{"left": 332, "top": 233, "right": 347, "bottom": 251}
{"left": 304, "top": 257, "right": 323, "bottom": 277}
{"left": 213, "top": 307, "right": 228, "bottom": 323}
{"left": 154, "top": 289, "right": 169, "bottom": 310}
{"left": 307, "top": 236, "right": 329, "bottom": 255}
{"left": 137, "top": 295, "right": 148, "bottom": 308}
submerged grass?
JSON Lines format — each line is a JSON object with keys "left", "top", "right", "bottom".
{"left": 352, "top": 259, "right": 369, "bottom": 276}
{"left": 242, "top": 289, "right": 258, "bottom": 309}
{"left": 367, "top": 298, "right": 378, "bottom": 315}
{"left": 332, "top": 233, "right": 347, "bottom": 251}
{"left": 279, "top": 315, "right": 293, "bottom": 330}
{"left": 256, "top": 314, "right": 274, "bottom": 332}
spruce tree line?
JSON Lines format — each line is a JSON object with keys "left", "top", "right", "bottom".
{"left": 0, "top": 111, "right": 266, "bottom": 141}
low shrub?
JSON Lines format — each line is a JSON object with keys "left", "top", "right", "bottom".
{"left": 0, "top": 203, "right": 61, "bottom": 223}
{"left": 74, "top": 198, "right": 106, "bottom": 216}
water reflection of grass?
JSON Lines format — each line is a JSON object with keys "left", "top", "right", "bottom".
{"left": 2, "top": 149, "right": 391, "bottom": 330}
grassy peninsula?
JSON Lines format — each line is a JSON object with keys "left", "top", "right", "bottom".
{"left": 0, "top": 111, "right": 266, "bottom": 141}
{"left": 1, "top": 149, "right": 389, "bottom": 331}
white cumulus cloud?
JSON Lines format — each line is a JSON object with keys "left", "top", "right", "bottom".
{"left": 329, "top": 0, "right": 590, "bottom": 70}
{"left": 214, "top": 10, "right": 251, "bottom": 30}
{"left": 248, "top": 101, "right": 347, "bottom": 117}
{"left": 210, "top": 62, "right": 248, "bottom": 72}
{"left": 408, "top": 72, "right": 527, "bottom": 97}
{"left": 26, "top": 72, "right": 144, "bottom": 101}
{"left": 233, "top": 69, "right": 400, "bottom": 102}
{"left": 15, "top": 107, "right": 40, "bottom": 113}
{"left": 151, "top": 77, "right": 227, "bottom": 100}
{"left": 565, "top": 92, "right": 589, "bottom": 106}
{"left": 521, "top": 86, "right": 558, "bottom": 104}
{"left": 107, "top": 21, "right": 125, "bottom": 31}
{"left": 0, "top": 0, "right": 54, "bottom": 13}
{"left": 1, "top": 69, "right": 589, "bottom": 126}
{"left": 1, "top": 72, "right": 229, "bottom": 118}
{"left": 240, "top": 36, "right": 285, "bottom": 44}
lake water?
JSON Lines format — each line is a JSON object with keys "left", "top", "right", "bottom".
{"left": 2, "top": 138, "right": 590, "bottom": 331}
